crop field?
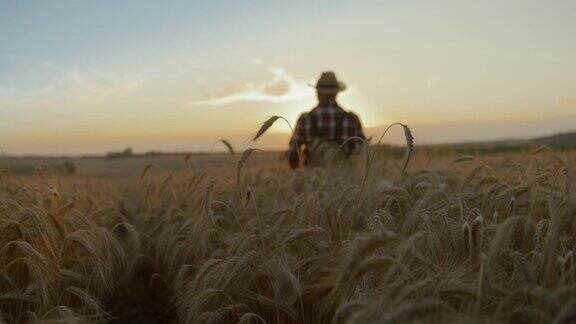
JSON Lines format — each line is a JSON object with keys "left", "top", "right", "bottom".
{"left": 1, "top": 147, "right": 576, "bottom": 323}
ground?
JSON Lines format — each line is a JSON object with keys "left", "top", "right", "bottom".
{"left": 1, "top": 147, "right": 576, "bottom": 323}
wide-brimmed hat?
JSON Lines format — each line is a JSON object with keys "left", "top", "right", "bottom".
{"left": 312, "top": 71, "right": 346, "bottom": 94}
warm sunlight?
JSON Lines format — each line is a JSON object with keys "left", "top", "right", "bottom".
{"left": 3, "top": 2, "right": 576, "bottom": 324}
{"left": 1, "top": 1, "right": 575, "bottom": 154}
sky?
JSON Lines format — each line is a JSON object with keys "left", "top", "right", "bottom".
{"left": 1, "top": 0, "right": 575, "bottom": 155}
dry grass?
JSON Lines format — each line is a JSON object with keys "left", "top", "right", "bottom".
{"left": 1, "top": 149, "right": 576, "bottom": 323}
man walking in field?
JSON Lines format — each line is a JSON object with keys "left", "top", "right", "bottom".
{"left": 288, "top": 71, "right": 366, "bottom": 169}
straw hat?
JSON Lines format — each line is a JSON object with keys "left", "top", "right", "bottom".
{"left": 313, "top": 71, "right": 346, "bottom": 94}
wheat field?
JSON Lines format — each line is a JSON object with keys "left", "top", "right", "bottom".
{"left": 1, "top": 147, "right": 576, "bottom": 323}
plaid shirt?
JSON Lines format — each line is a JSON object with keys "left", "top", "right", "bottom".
{"left": 288, "top": 100, "right": 365, "bottom": 169}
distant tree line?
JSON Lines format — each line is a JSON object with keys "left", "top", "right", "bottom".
{"left": 105, "top": 147, "right": 206, "bottom": 159}
{"left": 105, "top": 147, "right": 134, "bottom": 159}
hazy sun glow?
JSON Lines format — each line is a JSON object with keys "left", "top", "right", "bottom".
{"left": 1, "top": 0, "right": 575, "bottom": 155}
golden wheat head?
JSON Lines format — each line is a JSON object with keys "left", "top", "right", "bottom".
{"left": 253, "top": 116, "right": 281, "bottom": 141}
{"left": 401, "top": 123, "right": 414, "bottom": 172}
{"left": 220, "top": 139, "right": 236, "bottom": 156}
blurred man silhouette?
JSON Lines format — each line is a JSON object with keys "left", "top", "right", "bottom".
{"left": 288, "top": 71, "right": 366, "bottom": 169}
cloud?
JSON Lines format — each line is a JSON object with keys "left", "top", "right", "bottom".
{"left": 250, "top": 58, "right": 263, "bottom": 65}
{"left": 191, "top": 66, "right": 313, "bottom": 106}
{"left": 0, "top": 63, "right": 144, "bottom": 110}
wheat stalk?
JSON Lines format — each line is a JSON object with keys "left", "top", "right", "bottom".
{"left": 374, "top": 122, "right": 414, "bottom": 172}
{"left": 252, "top": 115, "right": 302, "bottom": 168}
{"left": 140, "top": 163, "right": 161, "bottom": 180}
{"left": 531, "top": 145, "right": 551, "bottom": 156}
{"left": 220, "top": 139, "right": 236, "bottom": 156}
{"left": 453, "top": 155, "right": 476, "bottom": 163}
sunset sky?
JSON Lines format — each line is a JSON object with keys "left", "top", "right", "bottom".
{"left": 1, "top": 0, "right": 575, "bottom": 155}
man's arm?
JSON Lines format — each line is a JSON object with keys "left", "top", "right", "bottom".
{"left": 288, "top": 113, "right": 311, "bottom": 169}
{"left": 343, "top": 112, "right": 366, "bottom": 153}
{"left": 351, "top": 113, "right": 366, "bottom": 140}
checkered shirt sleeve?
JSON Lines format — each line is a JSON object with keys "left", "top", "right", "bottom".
{"left": 340, "top": 112, "right": 366, "bottom": 153}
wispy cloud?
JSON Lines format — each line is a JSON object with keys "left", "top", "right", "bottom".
{"left": 0, "top": 62, "right": 144, "bottom": 110}
{"left": 250, "top": 58, "right": 263, "bottom": 65}
{"left": 190, "top": 66, "right": 313, "bottom": 106}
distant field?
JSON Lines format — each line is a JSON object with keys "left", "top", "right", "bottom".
{"left": 0, "top": 142, "right": 560, "bottom": 179}
{"left": 1, "top": 148, "right": 576, "bottom": 323}
{"left": 0, "top": 152, "right": 284, "bottom": 179}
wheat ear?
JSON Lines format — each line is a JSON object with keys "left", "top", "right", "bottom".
{"left": 375, "top": 122, "right": 414, "bottom": 173}
{"left": 252, "top": 115, "right": 302, "bottom": 168}
{"left": 220, "top": 139, "right": 236, "bottom": 156}
{"left": 140, "top": 164, "right": 161, "bottom": 180}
